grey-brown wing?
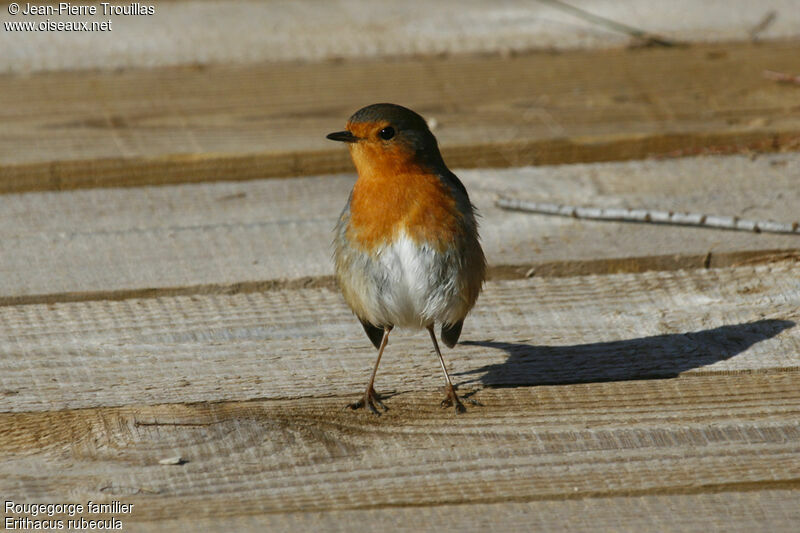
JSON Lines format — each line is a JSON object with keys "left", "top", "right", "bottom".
{"left": 359, "top": 318, "right": 385, "bottom": 349}
{"left": 441, "top": 320, "right": 464, "bottom": 349}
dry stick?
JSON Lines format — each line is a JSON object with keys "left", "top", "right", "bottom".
{"left": 496, "top": 197, "right": 800, "bottom": 236}
{"left": 535, "top": 0, "right": 678, "bottom": 47}
{"left": 749, "top": 10, "right": 777, "bottom": 41}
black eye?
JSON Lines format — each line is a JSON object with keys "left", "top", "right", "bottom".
{"left": 378, "top": 127, "right": 395, "bottom": 140}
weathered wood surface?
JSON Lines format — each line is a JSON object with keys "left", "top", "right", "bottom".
{"left": 3, "top": 24, "right": 800, "bottom": 531}
{"left": 124, "top": 490, "right": 800, "bottom": 533}
{"left": 4, "top": 0, "right": 800, "bottom": 74}
{"left": 2, "top": 153, "right": 799, "bottom": 303}
{"left": 2, "top": 375, "right": 798, "bottom": 529}
{"left": 1, "top": 261, "right": 797, "bottom": 413}
{"left": 2, "top": 41, "right": 800, "bottom": 192}
{"left": 2, "top": 215, "right": 798, "bottom": 531}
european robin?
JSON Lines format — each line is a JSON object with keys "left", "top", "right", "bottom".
{"left": 327, "top": 103, "right": 486, "bottom": 414}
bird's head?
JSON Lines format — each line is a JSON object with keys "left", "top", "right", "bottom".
{"left": 327, "top": 103, "right": 445, "bottom": 177}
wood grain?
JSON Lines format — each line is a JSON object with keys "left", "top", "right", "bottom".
{"left": 1, "top": 261, "right": 797, "bottom": 413}
{"left": 3, "top": 154, "right": 800, "bottom": 302}
{"left": 5, "top": 0, "right": 800, "bottom": 74}
{"left": 121, "top": 490, "right": 800, "bottom": 533}
{"left": 1, "top": 374, "right": 798, "bottom": 526}
{"left": 2, "top": 41, "right": 800, "bottom": 192}
{"left": 4, "top": 32, "right": 800, "bottom": 531}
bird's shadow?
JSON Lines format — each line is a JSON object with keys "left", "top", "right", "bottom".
{"left": 458, "top": 319, "right": 795, "bottom": 387}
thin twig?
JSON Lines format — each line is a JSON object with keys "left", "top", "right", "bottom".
{"left": 496, "top": 197, "right": 800, "bottom": 236}
{"left": 763, "top": 69, "right": 800, "bottom": 86}
{"left": 749, "top": 10, "right": 777, "bottom": 41}
{"left": 535, "top": 0, "right": 678, "bottom": 47}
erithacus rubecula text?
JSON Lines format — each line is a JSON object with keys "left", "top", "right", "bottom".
{"left": 327, "top": 103, "right": 486, "bottom": 414}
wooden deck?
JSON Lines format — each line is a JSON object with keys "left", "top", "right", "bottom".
{"left": 2, "top": 14, "right": 800, "bottom": 532}
{"left": 3, "top": 40, "right": 800, "bottom": 193}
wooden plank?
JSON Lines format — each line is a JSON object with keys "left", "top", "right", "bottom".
{"left": 2, "top": 154, "right": 799, "bottom": 301}
{"left": 118, "top": 491, "right": 800, "bottom": 533}
{"left": 5, "top": 0, "right": 800, "bottom": 74}
{"left": 1, "top": 374, "right": 799, "bottom": 525}
{"left": 1, "top": 262, "right": 797, "bottom": 413}
{"left": 1, "top": 41, "right": 800, "bottom": 192}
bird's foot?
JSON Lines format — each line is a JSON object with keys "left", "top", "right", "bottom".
{"left": 440, "top": 384, "right": 472, "bottom": 414}
{"left": 348, "top": 387, "right": 387, "bottom": 415}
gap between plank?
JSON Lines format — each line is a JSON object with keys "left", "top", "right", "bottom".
{"left": 1, "top": 248, "right": 796, "bottom": 307}
{"left": 2, "top": 131, "right": 799, "bottom": 194}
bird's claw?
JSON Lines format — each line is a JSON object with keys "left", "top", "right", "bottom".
{"left": 348, "top": 387, "right": 387, "bottom": 415}
{"left": 441, "top": 385, "right": 468, "bottom": 414}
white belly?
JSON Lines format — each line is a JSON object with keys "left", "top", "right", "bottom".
{"left": 350, "top": 232, "right": 467, "bottom": 329}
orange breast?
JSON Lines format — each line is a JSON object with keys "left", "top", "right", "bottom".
{"left": 346, "top": 143, "right": 460, "bottom": 252}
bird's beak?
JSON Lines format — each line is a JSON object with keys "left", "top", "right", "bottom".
{"left": 326, "top": 130, "right": 359, "bottom": 143}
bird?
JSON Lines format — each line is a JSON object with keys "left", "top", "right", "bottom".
{"left": 327, "top": 103, "right": 486, "bottom": 414}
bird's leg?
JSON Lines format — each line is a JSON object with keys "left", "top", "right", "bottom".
{"left": 349, "top": 326, "right": 392, "bottom": 414}
{"left": 427, "top": 325, "right": 466, "bottom": 413}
